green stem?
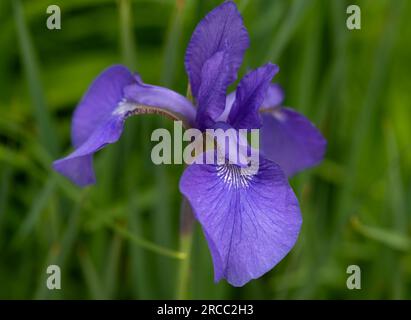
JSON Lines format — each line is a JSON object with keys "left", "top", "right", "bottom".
{"left": 176, "top": 198, "right": 195, "bottom": 300}
{"left": 109, "top": 222, "right": 186, "bottom": 260}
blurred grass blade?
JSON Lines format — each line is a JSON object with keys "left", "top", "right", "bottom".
{"left": 108, "top": 221, "right": 185, "bottom": 260}
{"left": 0, "top": 167, "right": 12, "bottom": 223}
{"left": 79, "top": 248, "right": 107, "bottom": 299}
{"left": 12, "top": 0, "right": 59, "bottom": 156}
{"left": 315, "top": 0, "right": 349, "bottom": 124}
{"left": 118, "top": 0, "right": 137, "bottom": 69}
{"left": 153, "top": 166, "right": 175, "bottom": 297}
{"left": 128, "top": 199, "right": 154, "bottom": 299}
{"left": 385, "top": 123, "right": 407, "bottom": 232}
{"left": 161, "top": 0, "right": 186, "bottom": 87}
{"left": 104, "top": 234, "right": 123, "bottom": 298}
{"left": 335, "top": 0, "right": 406, "bottom": 232}
{"left": 264, "top": 0, "right": 313, "bottom": 62}
{"left": 34, "top": 193, "right": 85, "bottom": 299}
{"left": 351, "top": 217, "right": 411, "bottom": 252}
{"left": 14, "top": 175, "right": 56, "bottom": 244}
{"left": 296, "top": 0, "right": 322, "bottom": 115}
{"left": 384, "top": 123, "right": 408, "bottom": 297}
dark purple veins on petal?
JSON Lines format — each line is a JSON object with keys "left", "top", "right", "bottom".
{"left": 180, "top": 152, "right": 302, "bottom": 286}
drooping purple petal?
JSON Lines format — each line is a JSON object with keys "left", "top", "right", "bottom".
{"left": 55, "top": 66, "right": 197, "bottom": 186}
{"left": 54, "top": 115, "right": 124, "bottom": 186}
{"left": 261, "top": 83, "right": 284, "bottom": 109}
{"left": 228, "top": 63, "right": 279, "bottom": 129}
{"left": 71, "top": 65, "right": 135, "bottom": 148}
{"left": 196, "top": 51, "right": 231, "bottom": 129}
{"left": 260, "top": 108, "right": 327, "bottom": 176}
{"left": 184, "top": 1, "right": 249, "bottom": 100}
{"left": 180, "top": 153, "right": 302, "bottom": 287}
{"left": 124, "top": 76, "right": 196, "bottom": 127}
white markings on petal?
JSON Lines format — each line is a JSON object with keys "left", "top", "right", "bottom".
{"left": 272, "top": 108, "right": 287, "bottom": 122}
{"left": 261, "top": 106, "right": 287, "bottom": 122}
{"left": 112, "top": 99, "right": 189, "bottom": 126}
{"left": 216, "top": 164, "right": 255, "bottom": 189}
{"left": 112, "top": 99, "right": 138, "bottom": 117}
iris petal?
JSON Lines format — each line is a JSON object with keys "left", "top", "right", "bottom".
{"left": 216, "top": 91, "right": 236, "bottom": 122}
{"left": 219, "top": 83, "right": 284, "bottom": 122}
{"left": 71, "top": 65, "right": 134, "bottom": 148}
{"left": 124, "top": 76, "right": 196, "bottom": 127}
{"left": 196, "top": 51, "right": 231, "bottom": 129}
{"left": 261, "top": 84, "right": 284, "bottom": 109}
{"left": 54, "top": 65, "right": 196, "bottom": 186}
{"left": 180, "top": 153, "right": 302, "bottom": 287}
{"left": 260, "top": 108, "right": 327, "bottom": 176}
{"left": 54, "top": 116, "right": 124, "bottom": 186}
{"left": 228, "top": 63, "right": 279, "bottom": 129}
{"left": 184, "top": 1, "right": 249, "bottom": 100}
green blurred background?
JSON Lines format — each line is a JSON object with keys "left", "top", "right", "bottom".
{"left": 0, "top": 0, "right": 410, "bottom": 299}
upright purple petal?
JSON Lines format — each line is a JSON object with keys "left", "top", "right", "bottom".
{"left": 261, "top": 108, "right": 327, "bottom": 176}
{"left": 196, "top": 51, "right": 231, "bottom": 129}
{"left": 185, "top": 1, "right": 249, "bottom": 99}
{"left": 218, "top": 83, "right": 283, "bottom": 123}
{"left": 71, "top": 65, "right": 135, "bottom": 148}
{"left": 180, "top": 153, "right": 302, "bottom": 287}
{"left": 261, "top": 84, "right": 284, "bottom": 109}
{"left": 228, "top": 63, "right": 279, "bottom": 129}
{"left": 54, "top": 116, "right": 124, "bottom": 186}
{"left": 216, "top": 91, "right": 236, "bottom": 122}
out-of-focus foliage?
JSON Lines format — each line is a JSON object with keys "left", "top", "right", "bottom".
{"left": 0, "top": 0, "right": 410, "bottom": 299}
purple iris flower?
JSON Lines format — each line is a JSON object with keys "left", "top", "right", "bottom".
{"left": 53, "top": 1, "right": 326, "bottom": 287}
